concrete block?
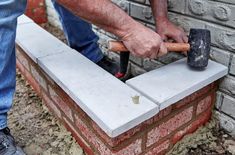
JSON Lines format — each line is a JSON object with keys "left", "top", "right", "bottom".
{"left": 112, "top": 0, "right": 130, "bottom": 14}
{"left": 220, "top": 75, "right": 235, "bottom": 96}
{"left": 167, "top": 0, "right": 187, "bottom": 14}
{"left": 215, "top": 91, "right": 223, "bottom": 110}
{"left": 168, "top": 12, "right": 206, "bottom": 33}
{"left": 130, "top": 55, "right": 143, "bottom": 66}
{"left": 212, "top": 0, "right": 235, "bottom": 6}
{"left": 221, "top": 94, "right": 235, "bottom": 119}
{"left": 38, "top": 49, "right": 159, "bottom": 138}
{"left": 143, "top": 59, "right": 164, "bottom": 71}
{"left": 216, "top": 111, "right": 235, "bottom": 137}
{"left": 206, "top": 23, "right": 235, "bottom": 52}
{"left": 210, "top": 47, "right": 231, "bottom": 67}
{"left": 130, "top": 63, "right": 147, "bottom": 77}
{"left": 127, "top": 58, "right": 228, "bottom": 110}
{"left": 186, "top": 0, "right": 235, "bottom": 28}
{"left": 156, "top": 52, "right": 185, "bottom": 65}
{"left": 230, "top": 55, "right": 235, "bottom": 76}
{"left": 130, "top": 3, "right": 155, "bottom": 24}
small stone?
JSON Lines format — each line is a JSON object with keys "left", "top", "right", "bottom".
{"left": 132, "top": 95, "right": 140, "bottom": 104}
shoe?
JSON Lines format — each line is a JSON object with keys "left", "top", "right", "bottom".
{"left": 96, "top": 56, "right": 119, "bottom": 75}
{"left": 0, "top": 128, "right": 25, "bottom": 155}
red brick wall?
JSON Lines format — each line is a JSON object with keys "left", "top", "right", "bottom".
{"left": 16, "top": 45, "right": 218, "bottom": 155}
{"left": 25, "top": 0, "right": 47, "bottom": 24}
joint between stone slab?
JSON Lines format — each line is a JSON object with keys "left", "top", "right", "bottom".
{"left": 36, "top": 50, "right": 66, "bottom": 64}
{"left": 228, "top": 53, "right": 234, "bottom": 73}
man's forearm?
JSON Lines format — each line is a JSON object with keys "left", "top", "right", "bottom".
{"left": 57, "top": 0, "right": 137, "bottom": 39}
{"left": 149, "top": 0, "right": 168, "bottom": 22}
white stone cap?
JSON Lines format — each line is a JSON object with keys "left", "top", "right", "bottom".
{"left": 126, "top": 58, "right": 228, "bottom": 110}
{"left": 16, "top": 15, "right": 159, "bottom": 138}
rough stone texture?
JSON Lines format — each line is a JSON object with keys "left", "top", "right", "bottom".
{"left": 44, "top": 0, "right": 235, "bottom": 138}
{"left": 220, "top": 76, "right": 235, "bottom": 96}
{"left": 220, "top": 94, "right": 235, "bottom": 119}
{"left": 216, "top": 112, "right": 235, "bottom": 137}
{"left": 230, "top": 55, "right": 235, "bottom": 75}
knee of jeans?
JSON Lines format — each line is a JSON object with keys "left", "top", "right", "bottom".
{"left": 11, "top": 0, "right": 27, "bottom": 15}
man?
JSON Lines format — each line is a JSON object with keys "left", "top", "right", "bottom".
{"left": 51, "top": 0, "right": 187, "bottom": 75}
{"left": 0, "top": 0, "right": 187, "bottom": 154}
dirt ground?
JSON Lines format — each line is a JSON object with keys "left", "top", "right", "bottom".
{"left": 9, "top": 72, "right": 84, "bottom": 155}
{"left": 8, "top": 23, "right": 235, "bottom": 155}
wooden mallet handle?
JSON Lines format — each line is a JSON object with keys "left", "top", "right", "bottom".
{"left": 108, "top": 41, "right": 190, "bottom": 52}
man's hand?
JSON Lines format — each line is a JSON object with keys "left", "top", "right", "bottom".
{"left": 57, "top": 0, "right": 167, "bottom": 59}
{"left": 150, "top": 0, "right": 188, "bottom": 44}
{"left": 121, "top": 22, "right": 167, "bottom": 59}
{"left": 157, "top": 19, "right": 188, "bottom": 43}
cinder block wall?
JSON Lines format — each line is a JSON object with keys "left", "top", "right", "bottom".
{"left": 44, "top": 0, "right": 235, "bottom": 136}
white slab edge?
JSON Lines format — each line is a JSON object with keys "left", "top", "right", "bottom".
{"left": 16, "top": 21, "right": 71, "bottom": 63}
{"left": 18, "top": 15, "right": 34, "bottom": 25}
{"left": 37, "top": 50, "right": 159, "bottom": 137}
{"left": 126, "top": 58, "right": 228, "bottom": 110}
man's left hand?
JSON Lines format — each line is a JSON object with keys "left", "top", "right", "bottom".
{"left": 157, "top": 19, "right": 188, "bottom": 43}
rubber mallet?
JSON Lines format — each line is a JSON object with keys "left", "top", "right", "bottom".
{"left": 109, "top": 29, "right": 211, "bottom": 71}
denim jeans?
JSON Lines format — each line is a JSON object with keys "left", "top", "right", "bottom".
{"left": 51, "top": 0, "right": 104, "bottom": 63}
{"left": 0, "top": 0, "right": 27, "bottom": 129}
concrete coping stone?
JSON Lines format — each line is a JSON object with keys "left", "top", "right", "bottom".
{"left": 16, "top": 15, "right": 159, "bottom": 138}
{"left": 16, "top": 15, "right": 228, "bottom": 138}
{"left": 126, "top": 58, "right": 228, "bottom": 110}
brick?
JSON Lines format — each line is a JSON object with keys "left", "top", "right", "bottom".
{"left": 220, "top": 76, "right": 235, "bottom": 96}
{"left": 48, "top": 86, "right": 73, "bottom": 121}
{"left": 130, "top": 63, "right": 147, "bottom": 77}
{"left": 196, "top": 95, "right": 212, "bottom": 115}
{"left": 215, "top": 91, "right": 223, "bottom": 110}
{"left": 230, "top": 55, "right": 235, "bottom": 76}
{"left": 74, "top": 114, "right": 111, "bottom": 154}
{"left": 23, "top": 67, "right": 41, "bottom": 94}
{"left": 147, "top": 106, "right": 193, "bottom": 147}
{"left": 114, "top": 139, "right": 142, "bottom": 155}
{"left": 30, "top": 64, "right": 47, "bottom": 91}
{"left": 74, "top": 114, "right": 142, "bottom": 155}
{"left": 152, "top": 106, "right": 173, "bottom": 123}
{"left": 27, "top": 0, "right": 45, "bottom": 8}
{"left": 143, "top": 59, "right": 163, "bottom": 71}
{"left": 41, "top": 90, "right": 61, "bottom": 118}
{"left": 91, "top": 105, "right": 172, "bottom": 148}
{"left": 145, "top": 140, "right": 170, "bottom": 155}
{"left": 210, "top": 47, "right": 231, "bottom": 67}
{"left": 186, "top": 0, "right": 235, "bottom": 28}
{"left": 172, "top": 108, "right": 212, "bottom": 144}
{"left": 221, "top": 94, "right": 235, "bottom": 119}
{"left": 25, "top": 0, "right": 47, "bottom": 24}
{"left": 175, "top": 84, "right": 213, "bottom": 109}
{"left": 62, "top": 117, "right": 94, "bottom": 155}
{"left": 16, "top": 48, "right": 30, "bottom": 71}
{"left": 16, "top": 60, "right": 26, "bottom": 76}
{"left": 216, "top": 111, "right": 235, "bottom": 137}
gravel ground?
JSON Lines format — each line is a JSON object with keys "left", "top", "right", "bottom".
{"left": 8, "top": 23, "right": 234, "bottom": 155}
{"left": 9, "top": 72, "right": 84, "bottom": 155}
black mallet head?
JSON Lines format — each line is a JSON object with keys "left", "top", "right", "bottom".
{"left": 188, "top": 29, "right": 211, "bottom": 70}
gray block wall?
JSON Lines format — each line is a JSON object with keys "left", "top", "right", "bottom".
{"left": 45, "top": 0, "right": 235, "bottom": 137}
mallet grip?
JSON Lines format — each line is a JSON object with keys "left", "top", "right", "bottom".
{"left": 108, "top": 41, "right": 190, "bottom": 52}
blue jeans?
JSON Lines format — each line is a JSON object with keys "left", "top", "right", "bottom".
{"left": 0, "top": 0, "right": 27, "bottom": 129}
{"left": 51, "top": 1, "right": 104, "bottom": 63}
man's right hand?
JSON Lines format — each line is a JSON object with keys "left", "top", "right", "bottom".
{"left": 121, "top": 22, "right": 168, "bottom": 59}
